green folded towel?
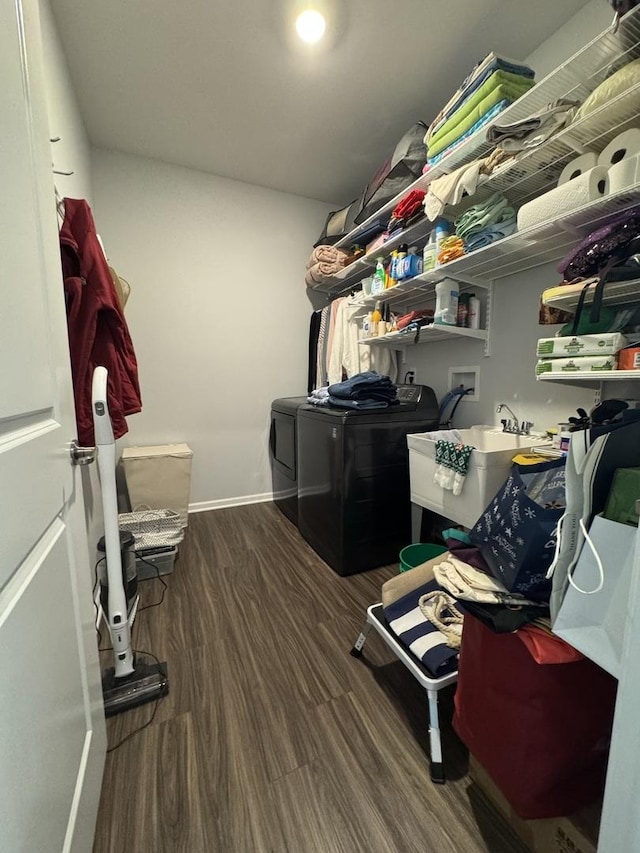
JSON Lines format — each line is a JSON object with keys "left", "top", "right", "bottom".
{"left": 427, "top": 72, "right": 534, "bottom": 159}
{"left": 455, "top": 192, "right": 515, "bottom": 240}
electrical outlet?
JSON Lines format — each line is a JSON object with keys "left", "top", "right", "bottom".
{"left": 403, "top": 368, "right": 416, "bottom": 385}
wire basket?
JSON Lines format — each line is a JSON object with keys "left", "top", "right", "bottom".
{"left": 118, "top": 508, "right": 184, "bottom": 551}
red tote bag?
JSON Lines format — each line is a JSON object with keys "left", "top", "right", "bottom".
{"left": 453, "top": 615, "right": 617, "bottom": 819}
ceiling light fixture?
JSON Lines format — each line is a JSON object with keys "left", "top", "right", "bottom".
{"left": 295, "top": 9, "right": 326, "bottom": 43}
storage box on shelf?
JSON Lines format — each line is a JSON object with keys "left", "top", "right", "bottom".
{"left": 538, "top": 274, "right": 640, "bottom": 387}
{"left": 311, "top": 6, "right": 640, "bottom": 299}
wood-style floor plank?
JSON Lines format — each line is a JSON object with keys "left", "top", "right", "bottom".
{"left": 93, "top": 502, "right": 524, "bottom": 853}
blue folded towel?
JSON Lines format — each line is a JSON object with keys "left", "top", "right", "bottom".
{"left": 383, "top": 579, "right": 459, "bottom": 677}
{"left": 329, "top": 371, "right": 397, "bottom": 401}
{"left": 463, "top": 220, "right": 518, "bottom": 252}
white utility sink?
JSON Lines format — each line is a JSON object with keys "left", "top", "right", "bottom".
{"left": 407, "top": 425, "right": 550, "bottom": 529}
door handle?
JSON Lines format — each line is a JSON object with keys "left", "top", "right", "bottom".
{"left": 70, "top": 439, "right": 96, "bottom": 466}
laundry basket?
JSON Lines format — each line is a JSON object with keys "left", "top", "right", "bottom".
{"left": 399, "top": 543, "right": 447, "bottom": 573}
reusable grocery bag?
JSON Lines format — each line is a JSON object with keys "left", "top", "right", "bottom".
{"left": 470, "top": 458, "right": 565, "bottom": 602}
{"left": 553, "top": 514, "right": 638, "bottom": 678}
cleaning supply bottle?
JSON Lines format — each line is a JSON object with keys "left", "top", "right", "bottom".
{"left": 434, "top": 219, "right": 451, "bottom": 268}
{"left": 371, "top": 257, "right": 386, "bottom": 295}
{"left": 389, "top": 250, "right": 399, "bottom": 284}
{"left": 371, "top": 300, "right": 382, "bottom": 336}
{"left": 396, "top": 244, "right": 408, "bottom": 279}
{"left": 457, "top": 293, "right": 470, "bottom": 327}
{"left": 405, "top": 246, "right": 422, "bottom": 279}
{"left": 422, "top": 230, "right": 438, "bottom": 272}
{"left": 423, "top": 219, "right": 450, "bottom": 271}
{"left": 434, "top": 278, "right": 459, "bottom": 326}
{"left": 468, "top": 294, "right": 481, "bottom": 329}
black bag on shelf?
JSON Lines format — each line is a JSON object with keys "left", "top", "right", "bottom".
{"left": 313, "top": 200, "right": 359, "bottom": 247}
{"left": 354, "top": 122, "right": 428, "bottom": 225}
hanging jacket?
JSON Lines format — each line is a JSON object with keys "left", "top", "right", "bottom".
{"left": 59, "top": 198, "right": 142, "bottom": 445}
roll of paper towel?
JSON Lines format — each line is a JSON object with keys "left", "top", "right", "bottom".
{"left": 557, "top": 153, "right": 598, "bottom": 187}
{"left": 609, "top": 152, "right": 640, "bottom": 194}
{"left": 598, "top": 128, "right": 640, "bottom": 168}
{"left": 517, "top": 166, "right": 610, "bottom": 230}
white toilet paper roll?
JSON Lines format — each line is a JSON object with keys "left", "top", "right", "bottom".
{"left": 608, "top": 152, "right": 640, "bottom": 194}
{"left": 518, "top": 166, "right": 610, "bottom": 231}
{"left": 597, "top": 128, "right": 640, "bottom": 168}
{"left": 557, "top": 153, "right": 598, "bottom": 187}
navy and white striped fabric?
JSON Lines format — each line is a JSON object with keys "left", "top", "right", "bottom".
{"left": 383, "top": 578, "right": 459, "bottom": 677}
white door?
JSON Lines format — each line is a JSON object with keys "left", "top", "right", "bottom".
{"left": 0, "top": 1, "right": 106, "bottom": 852}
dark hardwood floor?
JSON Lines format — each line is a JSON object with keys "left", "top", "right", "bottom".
{"left": 94, "top": 502, "right": 526, "bottom": 853}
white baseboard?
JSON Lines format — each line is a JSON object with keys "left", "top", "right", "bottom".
{"left": 188, "top": 492, "right": 274, "bottom": 514}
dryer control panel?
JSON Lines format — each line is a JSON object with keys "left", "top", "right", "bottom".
{"left": 396, "top": 384, "right": 436, "bottom": 411}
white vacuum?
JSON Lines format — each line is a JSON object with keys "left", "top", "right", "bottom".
{"left": 92, "top": 366, "right": 168, "bottom": 716}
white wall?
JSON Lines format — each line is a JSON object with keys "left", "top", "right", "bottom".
{"left": 90, "top": 148, "right": 332, "bottom": 509}
{"left": 38, "top": 0, "right": 92, "bottom": 202}
{"left": 525, "top": 0, "right": 612, "bottom": 79}
{"left": 408, "top": 268, "right": 596, "bottom": 432}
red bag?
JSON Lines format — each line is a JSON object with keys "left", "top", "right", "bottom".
{"left": 453, "top": 615, "right": 616, "bottom": 819}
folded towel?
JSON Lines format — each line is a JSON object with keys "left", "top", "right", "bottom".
{"left": 327, "top": 396, "right": 392, "bottom": 410}
{"left": 383, "top": 578, "right": 460, "bottom": 677}
{"left": 434, "top": 440, "right": 474, "bottom": 495}
{"left": 463, "top": 219, "right": 517, "bottom": 252}
{"left": 427, "top": 75, "right": 534, "bottom": 159}
{"left": 428, "top": 70, "right": 534, "bottom": 148}
{"left": 486, "top": 98, "right": 579, "bottom": 152}
{"left": 455, "top": 192, "right": 513, "bottom": 240}
{"left": 306, "top": 245, "right": 349, "bottom": 270}
{"left": 305, "top": 261, "right": 347, "bottom": 287}
{"left": 427, "top": 53, "right": 535, "bottom": 141}
{"left": 424, "top": 159, "right": 485, "bottom": 222}
{"left": 427, "top": 100, "right": 511, "bottom": 166}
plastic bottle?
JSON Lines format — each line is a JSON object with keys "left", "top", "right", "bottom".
{"left": 423, "top": 219, "right": 450, "bottom": 271}
{"left": 457, "top": 293, "right": 470, "bottom": 327}
{"left": 468, "top": 294, "right": 481, "bottom": 330}
{"left": 434, "top": 219, "right": 451, "bottom": 267}
{"left": 371, "top": 301, "right": 382, "bottom": 336}
{"left": 371, "top": 257, "right": 386, "bottom": 295}
{"left": 396, "top": 244, "right": 408, "bottom": 278}
{"left": 434, "top": 278, "right": 459, "bottom": 326}
{"left": 422, "top": 230, "right": 438, "bottom": 272}
{"left": 405, "top": 246, "right": 422, "bottom": 279}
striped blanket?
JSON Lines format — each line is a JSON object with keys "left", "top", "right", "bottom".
{"left": 383, "top": 578, "right": 460, "bottom": 677}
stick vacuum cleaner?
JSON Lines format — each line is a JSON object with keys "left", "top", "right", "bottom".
{"left": 92, "top": 366, "right": 169, "bottom": 716}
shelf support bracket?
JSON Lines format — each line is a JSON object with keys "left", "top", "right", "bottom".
{"left": 483, "top": 282, "right": 493, "bottom": 358}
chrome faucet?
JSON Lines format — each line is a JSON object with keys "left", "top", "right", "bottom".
{"left": 496, "top": 403, "right": 533, "bottom": 435}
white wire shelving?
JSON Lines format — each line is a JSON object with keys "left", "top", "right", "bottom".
{"left": 310, "top": 5, "right": 640, "bottom": 298}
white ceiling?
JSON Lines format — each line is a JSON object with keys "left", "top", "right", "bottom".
{"left": 50, "top": 0, "right": 588, "bottom": 205}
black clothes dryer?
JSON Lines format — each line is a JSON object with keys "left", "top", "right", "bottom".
{"left": 269, "top": 397, "right": 308, "bottom": 525}
{"left": 297, "top": 384, "right": 438, "bottom": 575}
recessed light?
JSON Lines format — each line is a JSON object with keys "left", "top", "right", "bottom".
{"left": 295, "top": 9, "right": 326, "bottom": 43}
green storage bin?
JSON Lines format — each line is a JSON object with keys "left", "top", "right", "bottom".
{"left": 399, "top": 542, "right": 447, "bottom": 573}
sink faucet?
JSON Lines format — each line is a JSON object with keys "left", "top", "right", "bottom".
{"left": 496, "top": 403, "right": 533, "bottom": 435}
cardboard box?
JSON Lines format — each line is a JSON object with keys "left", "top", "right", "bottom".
{"left": 536, "top": 355, "right": 617, "bottom": 375}
{"left": 121, "top": 444, "right": 193, "bottom": 527}
{"left": 536, "top": 333, "right": 627, "bottom": 358}
{"left": 469, "top": 756, "right": 599, "bottom": 853}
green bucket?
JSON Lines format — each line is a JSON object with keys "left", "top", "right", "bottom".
{"left": 399, "top": 542, "right": 447, "bottom": 573}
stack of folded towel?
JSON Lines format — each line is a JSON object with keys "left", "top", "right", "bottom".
{"left": 305, "top": 245, "right": 350, "bottom": 288}
{"left": 454, "top": 191, "right": 517, "bottom": 252}
{"left": 425, "top": 53, "right": 535, "bottom": 167}
{"left": 308, "top": 371, "right": 398, "bottom": 410}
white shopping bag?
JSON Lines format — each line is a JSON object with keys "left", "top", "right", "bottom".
{"left": 553, "top": 514, "right": 638, "bottom": 678}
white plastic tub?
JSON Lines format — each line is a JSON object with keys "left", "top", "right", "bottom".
{"left": 408, "top": 427, "right": 543, "bottom": 529}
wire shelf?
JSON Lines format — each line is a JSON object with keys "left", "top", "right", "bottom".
{"left": 359, "top": 325, "right": 487, "bottom": 348}
{"left": 542, "top": 276, "right": 640, "bottom": 311}
{"left": 313, "top": 6, "right": 640, "bottom": 298}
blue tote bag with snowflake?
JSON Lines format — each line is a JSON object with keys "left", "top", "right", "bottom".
{"left": 469, "top": 458, "right": 566, "bottom": 602}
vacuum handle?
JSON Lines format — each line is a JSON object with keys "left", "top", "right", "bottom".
{"left": 92, "top": 366, "right": 114, "bottom": 446}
